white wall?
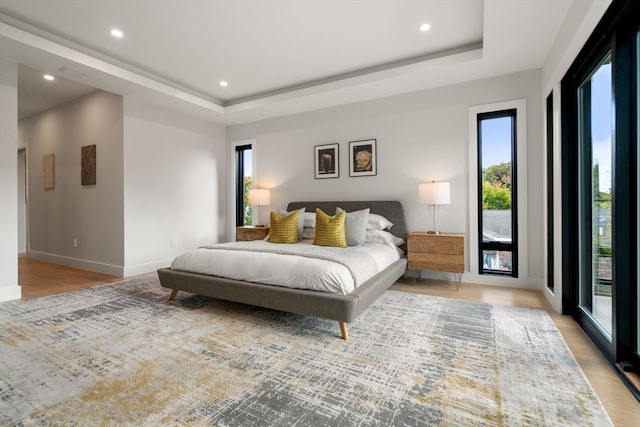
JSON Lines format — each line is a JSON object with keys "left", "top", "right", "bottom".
{"left": 19, "top": 90, "right": 125, "bottom": 275}
{"left": 228, "top": 69, "right": 544, "bottom": 289}
{"left": 0, "top": 57, "right": 21, "bottom": 301}
{"left": 122, "top": 99, "right": 226, "bottom": 276}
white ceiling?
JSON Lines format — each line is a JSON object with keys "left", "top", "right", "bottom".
{"left": 0, "top": 0, "right": 574, "bottom": 124}
{"left": 17, "top": 65, "right": 96, "bottom": 119}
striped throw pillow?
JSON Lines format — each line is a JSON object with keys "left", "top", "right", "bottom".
{"left": 313, "top": 209, "right": 347, "bottom": 248}
{"left": 267, "top": 211, "right": 299, "bottom": 244}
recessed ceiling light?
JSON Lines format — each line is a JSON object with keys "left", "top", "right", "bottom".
{"left": 219, "top": 81, "right": 228, "bottom": 87}
{"left": 419, "top": 23, "right": 431, "bottom": 32}
{"left": 110, "top": 28, "right": 124, "bottom": 38}
{"left": 43, "top": 74, "right": 55, "bottom": 81}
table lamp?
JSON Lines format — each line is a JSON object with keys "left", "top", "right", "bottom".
{"left": 248, "top": 188, "right": 271, "bottom": 227}
{"left": 419, "top": 181, "right": 450, "bottom": 234}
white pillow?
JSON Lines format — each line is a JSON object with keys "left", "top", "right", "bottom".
{"left": 336, "top": 207, "right": 370, "bottom": 246}
{"left": 302, "top": 211, "right": 392, "bottom": 234}
{"left": 390, "top": 234, "right": 405, "bottom": 247}
{"left": 366, "top": 229, "right": 405, "bottom": 247}
{"left": 277, "top": 207, "right": 305, "bottom": 241}
{"left": 367, "top": 213, "right": 393, "bottom": 231}
{"left": 303, "top": 212, "right": 316, "bottom": 228}
{"left": 302, "top": 227, "right": 315, "bottom": 240}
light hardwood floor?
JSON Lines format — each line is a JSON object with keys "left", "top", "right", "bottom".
{"left": 16, "top": 257, "right": 640, "bottom": 426}
{"left": 18, "top": 255, "right": 120, "bottom": 300}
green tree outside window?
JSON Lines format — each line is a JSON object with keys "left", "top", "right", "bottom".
{"left": 482, "top": 162, "right": 511, "bottom": 210}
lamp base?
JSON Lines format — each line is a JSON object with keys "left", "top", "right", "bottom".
{"left": 427, "top": 230, "right": 441, "bottom": 235}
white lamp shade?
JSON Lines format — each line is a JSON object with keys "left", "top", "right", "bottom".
{"left": 419, "top": 182, "right": 451, "bottom": 205}
{"left": 248, "top": 188, "right": 270, "bottom": 206}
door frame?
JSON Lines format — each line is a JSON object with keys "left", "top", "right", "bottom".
{"left": 17, "top": 147, "right": 28, "bottom": 255}
{"left": 561, "top": 0, "right": 640, "bottom": 398}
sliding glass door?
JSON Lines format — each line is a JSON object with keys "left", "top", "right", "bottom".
{"left": 577, "top": 53, "right": 613, "bottom": 339}
{"left": 562, "top": 0, "right": 640, "bottom": 397}
{"left": 633, "top": 26, "right": 640, "bottom": 366}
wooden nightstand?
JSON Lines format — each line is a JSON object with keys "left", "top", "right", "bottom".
{"left": 407, "top": 232, "right": 465, "bottom": 289}
{"left": 236, "top": 226, "right": 270, "bottom": 242}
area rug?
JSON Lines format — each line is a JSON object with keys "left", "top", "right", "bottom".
{"left": 0, "top": 274, "right": 611, "bottom": 426}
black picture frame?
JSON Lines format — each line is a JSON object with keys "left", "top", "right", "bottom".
{"left": 314, "top": 143, "right": 339, "bottom": 179}
{"left": 349, "top": 139, "right": 376, "bottom": 177}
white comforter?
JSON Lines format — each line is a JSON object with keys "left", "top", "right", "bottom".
{"left": 170, "top": 240, "right": 400, "bottom": 295}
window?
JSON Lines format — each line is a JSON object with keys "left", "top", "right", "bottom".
{"left": 577, "top": 53, "right": 613, "bottom": 337}
{"left": 235, "top": 144, "right": 252, "bottom": 226}
{"left": 561, "top": 0, "right": 639, "bottom": 393}
{"left": 636, "top": 27, "right": 640, "bottom": 361}
{"left": 477, "top": 109, "right": 518, "bottom": 276}
{"left": 469, "top": 100, "right": 526, "bottom": 283}
{"left": 546, "top": 92, "right": 555, "bottom": 292}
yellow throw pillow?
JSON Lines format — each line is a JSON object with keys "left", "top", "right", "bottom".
{"left": 268, "top": 211, "right": 299, "bottom": 244}
{"left": 313, "top": 209, "right": 347, "bottom": 248}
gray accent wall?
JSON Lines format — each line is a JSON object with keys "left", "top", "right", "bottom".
{"left": 20, "top": 90, "right": 125, "bottom": 275}
{"left": 17, "top": 92, "right": 228, "bottom": 278}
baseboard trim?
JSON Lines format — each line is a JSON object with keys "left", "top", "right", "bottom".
{"left": 462, "top": 273, "right": 542, "bottom": 289}
{"left": 410, "top": 269, "right": 542, "bottom": 290}
{"left": 0, "top": 285, "right": 22, "bottom": 302}
{"left": 122, "top": 259, "right": 173, "bottom": 277}
{"left": 27, "top": 251, "right": 124, "bottom": 277}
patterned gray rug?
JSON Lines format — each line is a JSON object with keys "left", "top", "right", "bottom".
{"left": 0, "top": 274, "right": 611, "bottom": 426}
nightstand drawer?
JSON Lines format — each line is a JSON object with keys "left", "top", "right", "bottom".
{"left": 406, "top": 232, "right": 465, "bottom": 287}
{"left": 236, "top": 226, "right": 270, "bottom": 241}
{"left": 407, "top": 234, "right": 463, "bottom": 255}
{"left": 408, "top": 253, "right": 464, "bottom": 273}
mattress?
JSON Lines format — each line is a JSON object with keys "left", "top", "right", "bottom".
{"left": 170, "top": 239, "right": 401, "bottom": 295}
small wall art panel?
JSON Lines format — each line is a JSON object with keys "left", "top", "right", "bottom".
{"left": 81, "top": 144, "right": 96, "bottom": 185}
{"left": 43, "top": 153, "right": 55, "bottom": 189}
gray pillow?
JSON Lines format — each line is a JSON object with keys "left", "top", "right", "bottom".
{"left": 336, "top": 207, "right": 370, "bottom": 246}
{"left": 278, "top": 208, "right": 305, "bottom": 241}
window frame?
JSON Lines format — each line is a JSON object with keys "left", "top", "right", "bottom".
{"left": 560, "top": 0, "right": 640, "bottom": 390}
{"left": 230, "top": 139, "right": 256, "bottom": 238}
{"left": 546, "top": 91, "right": 555, "bottom": 292}
{"left": 234, "top": 144, "right": 252, "bottom": 227}
{"left": 476, "top": 109, "right": 519, "bottom": 277}
{"left": 468, "top": 99, "right": 528, "bottom": 284}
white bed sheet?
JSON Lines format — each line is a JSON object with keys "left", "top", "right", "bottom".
{"left": 170, "top": 240, "right": 400, "bottom": 295}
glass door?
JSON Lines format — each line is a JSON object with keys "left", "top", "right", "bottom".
{"left": 577, "top": 53, "right": 614, "bottom": 341}
{"left": 562, "top": 0, "right": 640, "bottom": 396}
{"left": 633, "top": 30, "right": 640, "bottom": 366}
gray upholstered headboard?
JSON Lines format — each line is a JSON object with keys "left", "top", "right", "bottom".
{"left": 286, "top": 201, "right": 408, "bottom": 242}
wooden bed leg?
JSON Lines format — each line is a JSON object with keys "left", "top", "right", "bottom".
{"left": 167, "top": 289, "right": 178, "bottom": 302}
{"left": 339, "top": 321, "right": 349, "bottom": 340}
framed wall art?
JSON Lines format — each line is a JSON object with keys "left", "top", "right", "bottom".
{"left": 81, "top": 144, "right": 96, "bottom": 185}
{"left": 314, "top": 143, "right": 339, "bottom": 179}
{"left": 349, "top": 139, "right": 376, "bottom": 177}
{"left": 43, "top": 153, "right": 55, "bottom": 189}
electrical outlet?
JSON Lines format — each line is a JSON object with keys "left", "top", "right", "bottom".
{"left": 73, "top": 238, "right": 78, "bottom": 248}
{"left": 170, "top": 239, "right": 177, "bottom": 248}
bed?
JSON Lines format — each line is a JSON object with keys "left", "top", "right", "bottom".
{"left": 157, "top": 201, "right": 408, "bottom": 340}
